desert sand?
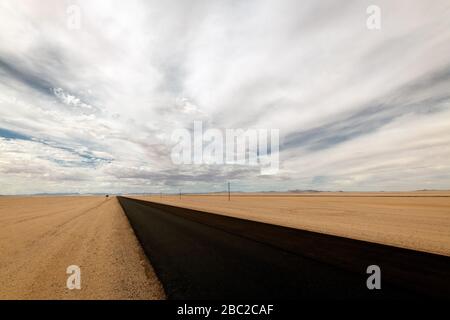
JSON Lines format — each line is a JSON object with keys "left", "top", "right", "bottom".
{"left": 0, "top": 196, "right": 165, "bottom": 299}
{"left": 132, "top": 192, "right": 450, "bottom": 256}
{"left": 1, "top": 192, "right": 448, "bottom": 299}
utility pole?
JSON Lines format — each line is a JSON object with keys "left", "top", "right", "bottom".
{"left": 179, "top": 189, "right": 181, "bottom": 200}
{"left": 228, "top": 182, "right": 230, "bottom": 201}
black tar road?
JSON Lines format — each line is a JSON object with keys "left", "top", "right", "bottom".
{"left": 117, "top": 197, "right": 450, "bottom": 300}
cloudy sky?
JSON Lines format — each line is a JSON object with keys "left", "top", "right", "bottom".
{"left": 0, "top": 0, "right": 449, "bottom": 194}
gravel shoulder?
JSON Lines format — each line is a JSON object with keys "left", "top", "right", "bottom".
{"left": 0, "top": 196, "right": 165, "bottom": 299}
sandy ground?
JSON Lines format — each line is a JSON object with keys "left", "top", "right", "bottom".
{"left": 132, "top": 192, "right": 450, "bottom": 256}
{"left": 0, "top": 196, "right": 165, "bottom": 299}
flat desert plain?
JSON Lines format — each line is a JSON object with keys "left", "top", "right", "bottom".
{"left": 0, "top": 196, "right": 165, "bottom": 299}
{"left": 132, "top": 192, "right": 450, "bottom": 256}
{"left": 1, "top": 192, "right": 449, "bottom": 300}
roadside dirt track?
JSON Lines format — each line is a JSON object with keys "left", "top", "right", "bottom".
{"left": 0, "top": 196, "right": 165, "bottom": 299}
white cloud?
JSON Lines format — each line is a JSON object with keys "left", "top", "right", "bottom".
{"left": 0, "top": 0, "right": 450, "bottom": 194}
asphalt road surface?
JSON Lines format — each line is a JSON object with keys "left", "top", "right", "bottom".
{"left": 118, "top": 197, "right": 450, "bottom": 300}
